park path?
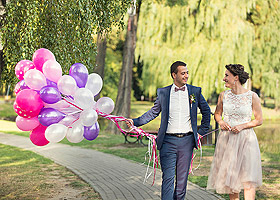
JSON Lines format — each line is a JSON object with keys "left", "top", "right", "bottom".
{"left": 0, "top": 121, "right": 223, "bottom": 200}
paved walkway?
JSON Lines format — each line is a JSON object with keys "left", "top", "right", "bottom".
{"left": 0, "top": 130, "right": 223, "bottom": 200}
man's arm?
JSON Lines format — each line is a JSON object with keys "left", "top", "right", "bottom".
{"left": 133, "top": 96, "right": 161, "bottom": 127}
{"left": 197, "top": 88, "right": 211, "bottom": 136}
{"left": 126, "top": 95, "right": 162, "bottom": 128}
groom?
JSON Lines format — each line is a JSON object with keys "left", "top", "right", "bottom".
{"left": 126, "top": 61, "right": 211, "bottom": 199}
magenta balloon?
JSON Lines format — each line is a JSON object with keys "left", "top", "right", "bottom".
{"left": 16, "top": 89, "right": 44, "bottom": 115}
{"left": 69, "top": 63, "right": 88, "bottom": 88}
{"left": 32, "top": 48, "right": 56, "bottom": 72}
{"left": 38, "top": 108, "right": 66, "bottom": 127}
{"left": 16, "top": 116, "right": 40, "bottom": 131}
{"left": 39, "top": 86, "right": 61, "bottom": 104}
{"left": 30, "top": 124, "right": 49, "bottom": 146}
{"left": 15, "top": 60, "right": 36, "bottom": 80}
{"left": 13, "top": 101, "right": 41, "bottom": 118}
{"left": 84, "top": 122, "right": 99, "bottom": 141}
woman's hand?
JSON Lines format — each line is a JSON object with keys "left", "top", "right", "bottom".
{"left": 218, "top": 120, "right": 232, "bottom": 131}
{"left": 231, "top": 124, "right": 245, "bottom": 134}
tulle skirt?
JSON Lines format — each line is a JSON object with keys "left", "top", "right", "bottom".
{"left": 207, "top": 129, "right": 262, "bottom": 194}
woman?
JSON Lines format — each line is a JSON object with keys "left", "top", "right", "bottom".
{"left": 207, "top": 64, "right": 263, "bottom": 200}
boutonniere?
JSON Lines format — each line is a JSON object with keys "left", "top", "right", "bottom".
{"left": 190, "top": 94, "right": 196, "bottom": 108}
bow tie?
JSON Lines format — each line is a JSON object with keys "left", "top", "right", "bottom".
{"left": 175, "top": 86, "right": 185, "bottom": 92}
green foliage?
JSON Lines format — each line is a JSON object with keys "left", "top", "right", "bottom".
{"left": 1, "top": 0, "right": 131, "bottom": 85}
{"left": 135, "top": 0, "right": 280, "bottom": 105}
{"left": 250, "top": 0, "right": 280, "bottom": 107}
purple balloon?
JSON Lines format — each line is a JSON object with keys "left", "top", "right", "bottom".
{"left": 19, "top": 80, "right": 30, "bottom": 90}
{"left": 69, "top": 63, "right": 88, "bottom": 88}
{"left": 38, "top": 108, "right": 66, "bottom": 126}
{"left": 40, "top": 86, "right": 61, "bottom": 104}
{"left": 84, "top": 122, "right": 99, "bottom": 141}
{"left": 46, "top": 79, "right": 58, "bottom": 88}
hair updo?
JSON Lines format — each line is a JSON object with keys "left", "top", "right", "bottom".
{"left": 225, "top": 64, "right": 249, "bottom": 85}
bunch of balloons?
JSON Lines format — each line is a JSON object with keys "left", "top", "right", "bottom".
{"left": 14, "top": 48, "right": 115, "bottom": 146}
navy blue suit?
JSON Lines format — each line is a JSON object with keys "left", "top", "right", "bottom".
{"left": 133, "top": 84, "right": 211, "bottom": 199}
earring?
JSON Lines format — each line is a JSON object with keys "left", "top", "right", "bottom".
{"left": 234, "top": 80, "right": 236, "bottom": 85}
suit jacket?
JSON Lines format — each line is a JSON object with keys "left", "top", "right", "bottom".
{"left": 133, "top": 84, "right": 211, "bottom": 150}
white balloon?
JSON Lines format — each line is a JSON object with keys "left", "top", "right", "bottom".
{"left": 74, "top": 88, "right": 94, "bottom": 109}
{"left": 45, "top": 124, "right": 67, "bottom": 143}
{"left": 24, "top": 69, "right": 47, "bottom": 90}
{"left": 57, "top": 75, "right": 77, "bottom": 95}
{"left": 80, "top": 109, "right": 98, "bottom": 127}
{"left": 85, "top": 73, "right": 103, "bottom": 96}
{"left": 59, "top": 115, "right": 79, "bottom": 127}
{"left": 66, "top": 120, "right": 84, "bottom": 143}
{"left": 96, "top": 97, "right": 115, "bottom": 114}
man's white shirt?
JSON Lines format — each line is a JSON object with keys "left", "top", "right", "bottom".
{"left": 166, "top": 84, "right": 193, "bottom": 134}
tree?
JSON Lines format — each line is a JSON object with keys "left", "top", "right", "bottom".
{"left": 249, "top": 0, "right": 280, "bottom": 109}
{"left": 0, "top": 0, "right": 7, "bottom": 84}
{"left": 0, "top": 0, "right": 131, "bottom": 89}
{"left": 107, "top": 0, "right": 142, "bottom": 134}
{"left": 135, "top": 0, "right": 279, "bottom": 107}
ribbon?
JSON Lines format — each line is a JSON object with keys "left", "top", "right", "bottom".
{"left": 189, "top": 128, "right": 220, "bottom": 175}
{"left": 96, "top": 110, "right": 159, "bottom": 185}
{"left": 61, "top": 98, "right": 218, "bottom": 185}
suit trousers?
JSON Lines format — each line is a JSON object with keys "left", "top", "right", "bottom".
{"left": 159, "top": 134, "right": 195, "bottom": 200}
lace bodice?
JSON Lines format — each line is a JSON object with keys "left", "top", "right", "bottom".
{"left": 223, "top": 90, "right": 253, "bottom": 127}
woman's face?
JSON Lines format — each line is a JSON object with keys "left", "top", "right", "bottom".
{"left": 223, "top": 70, "right": 238, "bottom": 88}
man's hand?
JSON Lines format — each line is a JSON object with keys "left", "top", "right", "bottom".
{"left": 125, "top": 119, "right": 134, "bottom": 128}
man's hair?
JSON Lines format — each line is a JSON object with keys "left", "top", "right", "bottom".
{"left": 170, "top": 61, "right": 187, "bottom": 78}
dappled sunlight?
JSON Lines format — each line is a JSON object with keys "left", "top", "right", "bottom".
{"left": 0, "top": 157, "right": 37, "bottom": 167}
{"left": 0, "top": 120, "right": 20, "bottom": 132}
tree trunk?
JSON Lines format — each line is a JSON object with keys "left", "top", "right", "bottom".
{"left": 0, "top": 0, "right": 7, "bottom": 81}
{"left": 107, "top": 0, "right": 141, "bottom": 134}
{"left": 95, "top": 32, "right": 107, "bottom": 79}
{"left": 94, "top": 31, "right": 107, "bottom": 100}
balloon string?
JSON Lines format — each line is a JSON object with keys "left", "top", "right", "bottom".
{"left": 189, "top": 128, "right": 220, "bottom": 175}
{"left": 62, "top": 98, "right": 83, "bottom": 111}
{"left": 60, "top": 99, "right": 219, "bottom": 185}
{"left": 96, "top": 110, "right": 159, "bottom": 185}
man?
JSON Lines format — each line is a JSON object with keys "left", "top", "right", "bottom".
{"left": 126, "top": 61, "right": 211, "bottom": 200}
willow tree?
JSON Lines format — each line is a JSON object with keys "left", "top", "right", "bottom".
{"left": 135, "top": 0, "right": 279, "bottom": 105}
{"left": 250, "top": 0, "right": 280, "bottom": 109}
{"left": 1, "top": 0, "right": 131, "bottom": 87}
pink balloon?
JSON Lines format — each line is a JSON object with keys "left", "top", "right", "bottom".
{"left": 42, "top": 60, "right": 62, "bottom": 83}
{"left": 13, "top": 101, "right": 40, "bottom": 118}
{"left": 15, "top": 60, "right": 36, "bottom": 80}
{"left": 14, "top": 81, "right": 21, "bottom": 95}
{"left": 24, "top": 69, "right": 47, "bottom": 90}
{"left": 16, "top": 89, "right": 44, "bottom": 115}
{"left": 16, "top": 116, "right": 40, "bottom": 131}
{"left": 32, "top": 48, "right": 56, "bottom": 72}
{"left": 30, "top": 124, "right": 49, "bottom": 146}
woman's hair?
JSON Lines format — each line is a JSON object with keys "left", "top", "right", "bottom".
{"left": 225, "top": 64, "right": 249, "bottom": 84}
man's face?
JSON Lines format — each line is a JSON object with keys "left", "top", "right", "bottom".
{"left": 172, "top": 65, "right": 189, "bottom": 87}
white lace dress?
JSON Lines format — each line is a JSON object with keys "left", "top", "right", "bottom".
{"left": 207, "top": 90, "right": 262, "bottom": 194}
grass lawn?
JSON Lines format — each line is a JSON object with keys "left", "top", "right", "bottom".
{"left": 0, "top": 143, "right": 101, "bottom": 199}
